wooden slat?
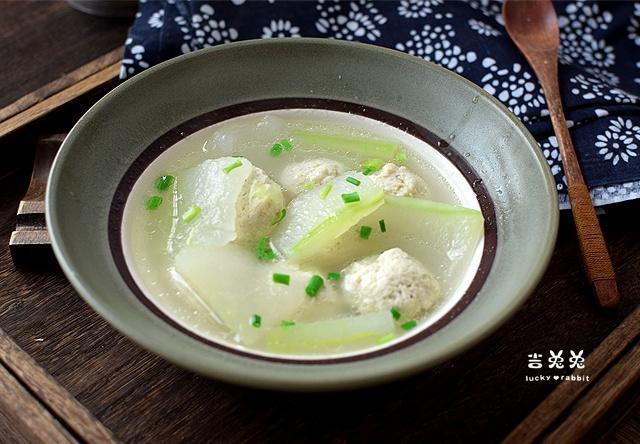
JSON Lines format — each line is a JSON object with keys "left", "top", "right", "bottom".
{"left": 0, "top": 62, "right": 119, "bottom": 139}
{"left": 0, "top": 48, "right": 122, "bottom": 123}
{"left": 505, "top": 305, "right": 640, "bottom": 443}
{"left": 0, "top": 364, "right": 76, "bottom": 443}
{"left": 546, "top": 341, "right": 640, "bottom": 443}
{"left": 0, "top": 328, "right": 117, "bottom": 443}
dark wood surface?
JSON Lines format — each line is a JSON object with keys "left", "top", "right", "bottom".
{"left": 0, "top": 2, "right": 639, "bottom": 443}
{"left": 0, "top": 1, "right": 129, "bottom": 110}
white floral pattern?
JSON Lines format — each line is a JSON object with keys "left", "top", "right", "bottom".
{"left": 558, "top": 2, "right": 615, "bottom": 70}
{"left": 480, "top": 58, "right": 546, "bottom": 121}
{"left": 595, "top": 118, "right": 639, "bottom": 166}
{"left": 262, "top": 19, "right": 301, "bottom": 38}
{"left": 397, "top": 0, "right": 443, "bottom": 19}
{"left": 395, "top": 23, "right": 477, "bottom": 73}
{"left": 570, "top": 74, "right": 637, "bottom": 104}
{"left": 316, "top": 0, "right": 387, "bottom": 41}
{"left": 584, "top": 67, "right": 620, "bottom": 87}
{"left": 120, "top": 39, "right": 149, "bottom": 78}
{"left": 468, "top": 18, "right": 500, "bottom": 37}
{"left": 466, "top": 0, "right": 504, "bottom": 26}
{"left": 540, "top": 136, "right": 567, "bottom": 191}
{"left": 148, "top": 9, "right": 164, "bottom": 29}
{"left": 628, "top": 4, "right": 640, "bottom": 46}
{"left": 175, "top": 4, "right": 238, "bottom": 54}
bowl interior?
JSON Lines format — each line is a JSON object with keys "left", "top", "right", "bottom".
{"left": 117, "top": 105, "right": 492, "bottom": 362}
{"left": 47, "top": 39, "right": 558, "bottom": 390}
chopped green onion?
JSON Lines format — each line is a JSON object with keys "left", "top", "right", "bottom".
{"left": 256, "top": 237, "right": 276, "bottom": 261}
{"left": 303, "top": 182, "right": 316, "bottom": 191}
{"left": 327, "top": 272, "right": 341, "bottom": 281}
{"left": 223, "top": 159, "right": 243, "bottom": 174}
{"left": 271, "top": 208, "right": 287, "bottom": 225}
{"left": 341, "top": 192, "right": 360, "bottom": 204}
{"left": 379, "top": 219, "right": 387, "bottom": 233}
{"left": 280, "top": 139, "right": 293, "bottom": 151}
{"left": 359, "top": 225, "right": 372, "bottom": 239}
{"left": 362, "top": 158, "right": 384, "bottom": 175}
{"left": 281, "top": 320, "right": 296, "bottom": 327}
{"left": 270, "top": 143, "right": 283, "bottom": 157}
{"left": 155, "top": 175, "right": 175, "bottom": 191}
{"left": 250, "top": 314, "right": 262, "bottom": 328}
{"left": 319, "top": 183, "right": 333, "bottom": 200}
{"left": 377, "top": 333, "right": 396, "bottom": 345}
{"left": 272, "top": 273, "right": 290, "bottom": 285}
{"left": 181, "top": 204, "right": 201, "bottom": 223}
{"left": 401, "top": 320, "right": 417, "bottom": 331}
{"left": 146, "top": 196, "right": 163, "bottom": 210}
{"left": 346, "top": 176, "right": 361, "bottom": 186}
{"left": 390, "top": 306, "right": 401, "bottom": 320}
{"left": 305, "top": 275, "right": 324, "bottom": 298}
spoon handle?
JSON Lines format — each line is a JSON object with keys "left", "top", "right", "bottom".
{"left": 538, "top": 64, "right": 619, "bottom": 308}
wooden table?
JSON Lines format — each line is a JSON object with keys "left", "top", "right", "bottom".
{"left": 1, "top": 2, "right": 639, "bottom": 442}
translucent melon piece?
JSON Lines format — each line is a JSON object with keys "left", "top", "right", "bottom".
{"left": 272, "top": 172, "right": 384, "bottom": 263}
{"left": 291, "top": 130, "right": 405, "bottom": 162}
{"left": 175, "top": 157, "right": 252, "bottom": 247}
{"left": 174, "top": 243, "right": 341, "bottom": 344}
{"left": 265, "top": 311, "right": 395, "bottom": 354}
{"left": 310, "top": 196, "right": 484, "bottom": 288}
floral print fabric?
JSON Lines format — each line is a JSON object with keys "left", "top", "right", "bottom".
{"left": 122, "top": 0, "right": 640, "bottom": 208}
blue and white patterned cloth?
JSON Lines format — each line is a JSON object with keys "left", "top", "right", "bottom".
{"left": 121, "top": 0, "right": 640, "bottom": 208}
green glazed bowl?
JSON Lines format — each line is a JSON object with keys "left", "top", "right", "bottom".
{"left": 46, "top": 39, "right": 558, "bottom": 391}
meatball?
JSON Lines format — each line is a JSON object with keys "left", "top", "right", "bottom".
{"left": 280, "top": 158, "right": 344, "bottom": 195}
{"left": 235, "top": 166, "right": 284, "bottom": 245}
{"left": 342, "top": 248, "right": 440, "bottom": 319}
{"left": 369, "top": 163, "right": 428, "bottom": 197}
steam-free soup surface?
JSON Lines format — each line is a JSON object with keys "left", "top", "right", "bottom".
{"left": 123, "top": 109, "right": 484, "bottom": 358}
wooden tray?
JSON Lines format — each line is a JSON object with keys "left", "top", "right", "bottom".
{"left": 0, "top": 49, "right": 638, "bottom": 443}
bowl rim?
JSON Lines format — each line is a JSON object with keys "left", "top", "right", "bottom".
{"left": 46, "top": 38, "right": 559, "bottom": 390}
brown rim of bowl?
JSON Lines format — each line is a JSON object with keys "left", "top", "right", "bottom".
{"left": 108, "top": 97, "right": 498, "bottom": 364}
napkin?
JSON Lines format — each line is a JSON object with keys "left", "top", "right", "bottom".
{"left": 121, "top": 0, "right": 640, "bottom": 208}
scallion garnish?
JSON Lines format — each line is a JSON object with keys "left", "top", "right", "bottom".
{"left": 377, "top": 333, "right": 395, "bottom": 345}
{"left": 362, "top": 158, "right": 384, "bottom": 175}
{"left": 155, "top": 175, "right": 175, "bottom": 192}
{"left": 346, "top": 176, "right": 361, "bottom": 186}
{"left": 379, "top": 219, "right": 387, "bottom": 233}
{"left": 280, "top": 139, "right": 293, "bottom": 151}
{"left": 303, "top": 182, "right": 316, "bottom": 191}
{"left": 181, "top": 204, "right": 201, "bottom": 223}
{"left": 341, "top": 192, "right": 360, "bottom": 204}
{"left": 270, "top": 143, "right": 283, "bottom": 157}
{"left": 257, "top": 237, "right": 276, "bottom": 261}
{"left": 390, "top": 306, "right": 401, "bottom": 320}
{"left": 223, "top": 159, "right": 243, "bottom": 174}
{"left": 319, "top": 183, "right": 333, "bottom": 200}
{"left": 401, "top": 320, "right": 417, "bottom": 331}
{"left": 359, "top": 225, "right": 372, "bottom": 239}
{"left": 250, "top": 314, "right": 262, "bottom": 328}
{"left": 305, "top": 275, "right": 324, "bottom": 298}
{"left": 271, "top": 208, "right": 287, "bottom": 225}
{"left": 327, "top": 272, "right": 341, "bottom": 281}
{"left": 146, "top": 196, "right": 163, "bottom": 210}
{"left": 273, "top": 273, "right": 290, "bottom": 285}
{"left": 281, "top": 320, "right": 296, "bottom": 327}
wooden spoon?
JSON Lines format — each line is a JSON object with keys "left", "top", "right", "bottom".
{"left": 503, "top": 0, "right": 619, "bottom": 308}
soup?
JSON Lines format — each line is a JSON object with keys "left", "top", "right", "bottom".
{"left": 122, "top": 109, "right": 484, "bottom": 357}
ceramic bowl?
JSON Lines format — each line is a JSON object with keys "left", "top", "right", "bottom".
{"left": 47, "top": 39, "right": 558, "bottom": 391}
